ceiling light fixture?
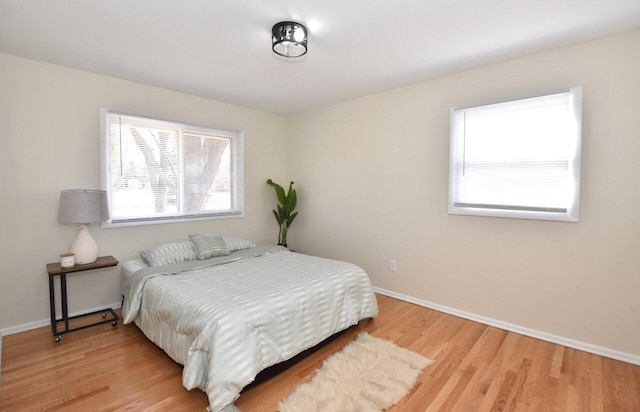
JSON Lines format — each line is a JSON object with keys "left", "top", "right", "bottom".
{"left": 272, "top": 21, "right": 308, "bottom": 58}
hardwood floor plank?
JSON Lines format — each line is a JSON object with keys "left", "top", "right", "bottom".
{"left": 2, "top": 293, "right": 640, "bottom": 411}
{"left": 588, "top": 355, "right": 605, "bottom": 412}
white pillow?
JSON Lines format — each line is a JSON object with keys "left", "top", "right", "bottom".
{"left": 189, "top": 234, "right": 231, "bottom": 260}
{"left": 223, "top": 236, "right": 256, "bottom": 252}
{"left": 139, "top": 241, "right": 198, "bottom": 267}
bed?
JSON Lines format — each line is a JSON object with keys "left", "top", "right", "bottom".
{"left": 121, "top": 239, "right": 378, "bottom": 412}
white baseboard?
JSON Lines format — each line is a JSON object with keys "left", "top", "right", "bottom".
{"left": 373, "top": 287, "right": 640, "bottom": 366}
{"left": 0, "top": 301, "right": 122, "bottom": 337}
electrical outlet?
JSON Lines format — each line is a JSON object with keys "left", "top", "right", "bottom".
{"left": 389, "top": 259, "right": 397, "bottom": 272}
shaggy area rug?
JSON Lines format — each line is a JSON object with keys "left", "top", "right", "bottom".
{"left": 279, "top": 333, "right": 433, "bottom": 412}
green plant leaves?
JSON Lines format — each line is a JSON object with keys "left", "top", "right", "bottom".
{"left": 285, "top": 181, "right": 297, "bottom": 211}
{"left": 287, "top": 211, "right": 298, "bottom": 227}
{"left": 272, "top": 209, "right": 283, "bottom": 224}
{"left": 267, "top": 179, "right": 298, "bottom": 245}
{"left": 267, "top": 179, "right": 286, "bottom": 205}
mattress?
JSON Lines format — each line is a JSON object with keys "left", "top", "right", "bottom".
{"left": 122, "top": 245, "right": 378, "bottom": 412}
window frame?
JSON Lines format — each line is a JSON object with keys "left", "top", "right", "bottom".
{"left": 448, "top": 87, "right": 583, "bottom": 222}
{"left": 99, "top": 108, "right": 244, "bottom": 228}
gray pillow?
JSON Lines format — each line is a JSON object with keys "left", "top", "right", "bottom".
{"left": 140, "top": 241, "right": 198, "bottom": 267}
{"left": 222, "top": 236, "right": 256, "bottom": 252}
{"left": 189, "top": 234, "right": 231, "bottom": 260}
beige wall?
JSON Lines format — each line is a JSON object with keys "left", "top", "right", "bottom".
{"left": 0, "top": 53, "right": 288, "bottom": 330}
{"left": 288, "top": 30, "right": 640, "bottom": 356}
{"left": 1, "top": 31, "right": 639, "bottom": 358}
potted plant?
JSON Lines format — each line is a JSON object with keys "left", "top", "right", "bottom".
{"left": 266, "top": 179, "right": 298, "bottom": 248}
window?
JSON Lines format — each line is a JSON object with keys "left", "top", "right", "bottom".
{"left": 449, "top": 87, "right": 582, "bottom": 221}
{"left": 100, "top": 108, "right": 243, "bottom": 227}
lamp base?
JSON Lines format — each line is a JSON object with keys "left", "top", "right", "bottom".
{"left": 69, "top": 224, "right": 99, "bottom": 264}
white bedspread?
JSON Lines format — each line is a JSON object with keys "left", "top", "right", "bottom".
{"left": 122, "top": 246, "right": 378, "bottom": 412}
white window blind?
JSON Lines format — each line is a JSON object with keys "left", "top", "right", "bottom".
{"left": 100, "top": 109, "right": 243, "bottom": 226}
{"left": 449, "top": 87, "right": 582, "bottom": 221}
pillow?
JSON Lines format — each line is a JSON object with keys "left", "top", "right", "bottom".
{"left": 189, "top": 234, "right": 231, "bottom": 260}
{"left": 139, "top": 241, "right": 198, "bottom": 267}
{"left": 223, "top": 236, "right": 256, "bottom": 252}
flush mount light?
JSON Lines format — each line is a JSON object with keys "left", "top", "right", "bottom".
{"left": 272, "top": 21, "right": 308, "bottom": 58}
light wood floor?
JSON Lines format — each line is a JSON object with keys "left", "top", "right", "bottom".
{"left": 1, "top": 294, "right": 639, "bottom": 411}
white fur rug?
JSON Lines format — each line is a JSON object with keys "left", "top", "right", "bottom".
{"left": 279, "top": 333, "right": 433, "bottom": 412}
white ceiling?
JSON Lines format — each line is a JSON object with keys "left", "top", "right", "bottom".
{"left": 1, "top": 1, "right": 640, "bottom": 114}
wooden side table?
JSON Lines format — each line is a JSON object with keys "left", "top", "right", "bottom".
{"left": 46, "top": 255, "right": 119, "bottom": 342}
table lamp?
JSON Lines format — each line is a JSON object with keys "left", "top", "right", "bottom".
{"left": 58, "top": 189, "right": 110, "bottom": 264}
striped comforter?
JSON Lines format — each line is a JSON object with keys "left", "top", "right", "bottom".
{"left": 122, "top": 245, "right": 378, "bottom": 412}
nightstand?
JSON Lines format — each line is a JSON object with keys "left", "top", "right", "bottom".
{"left": 46, "top": 255, "right": 119, "bottom": 342}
